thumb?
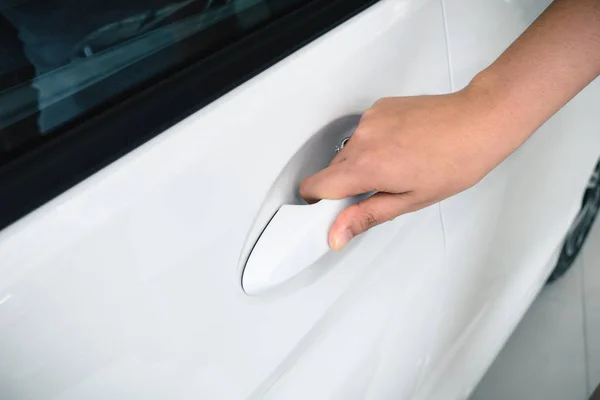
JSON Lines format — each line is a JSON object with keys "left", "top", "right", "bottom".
{"left": 328, "top": 192, "right": 415, "bottom": 250}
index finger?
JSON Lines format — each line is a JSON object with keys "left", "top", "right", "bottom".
{"left": 299, "top": 161, "right": 376, "bottom": 202}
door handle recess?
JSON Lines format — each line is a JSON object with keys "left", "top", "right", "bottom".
{"left": 239, "top": 115, "right": 363, "bottom": 295}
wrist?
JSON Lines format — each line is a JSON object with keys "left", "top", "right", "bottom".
{"left": 463, "top": 69, "right": 538, "bottom": 150}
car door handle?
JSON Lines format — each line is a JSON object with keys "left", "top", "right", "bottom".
{"left": 243, "top": 193, "right": 371, "bottom": 295}
{"left": 240, "top": 115, "right": 363, "bottom": 295}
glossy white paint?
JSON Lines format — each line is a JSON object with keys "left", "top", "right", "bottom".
{"left": 418, "top": 1, "right": 600, "bottom": 398}
{"left": 0, "top": 1, "right": 451, "bottom": 399}
{"left": 1, "top": 0, "right": 599, "bottom": 399}
{"left": 243, "top": 197, "right": 369, "bottom": 296}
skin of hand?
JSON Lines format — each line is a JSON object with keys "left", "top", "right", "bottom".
{"left": 300, "top": 0, "right": 600, "bottom": 251}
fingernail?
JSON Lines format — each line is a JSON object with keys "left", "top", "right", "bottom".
{"left": 332, "top": 229, "right": 353, "bottom": 251}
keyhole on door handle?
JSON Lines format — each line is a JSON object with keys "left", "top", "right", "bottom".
{"left": 335, "top": 136, "right": 351, "bottom": 153}
{"left": 238, "top": 115, "right": 363, "bottom": 295}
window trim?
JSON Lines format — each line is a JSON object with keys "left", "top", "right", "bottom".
{"left": 0, "top": 0, "right": 380, "bottom": 231}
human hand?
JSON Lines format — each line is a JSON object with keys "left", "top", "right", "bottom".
{"left": 300, "top": 87, "right": 526, "bottom": 251}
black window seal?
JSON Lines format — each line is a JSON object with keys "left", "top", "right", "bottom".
{"left": 0, "top": 0, "right": 380, "bottom": 231}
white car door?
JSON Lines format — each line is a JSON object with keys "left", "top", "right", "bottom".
{"left": 0, "top": 1, "right": 453, "bottom": 399}
{"left": 416, "top": 1, "right": 600, "bottom": 398}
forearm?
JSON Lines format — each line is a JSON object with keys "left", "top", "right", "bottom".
{"left": 468, "top": 0, "right": 600, "bottom": 153}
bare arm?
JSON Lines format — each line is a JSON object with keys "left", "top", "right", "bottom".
{"left": 472, "top": 0, "right": 600, "bottom": 155}
{"left": 300, "top": 0, "right": 600, "bottom": 251}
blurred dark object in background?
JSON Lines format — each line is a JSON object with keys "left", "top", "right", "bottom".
{"left": 0, "top": 13, "right": 34, "bottom": 91}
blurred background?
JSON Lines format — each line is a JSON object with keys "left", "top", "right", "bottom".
{"left": 472, "top": 217, "right": 600, "bottom": 399}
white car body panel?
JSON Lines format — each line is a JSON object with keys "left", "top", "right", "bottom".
{"left": 419, "top": 1, "right": 600, "bottom": 398}
{"left": 0, "top": 0, "right": 599, "bottom": 399}
{"left": 1, "top": 1, "right": 450, "bottom": 399}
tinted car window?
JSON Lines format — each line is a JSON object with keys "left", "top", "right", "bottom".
{"left": 0, "top": 0, "right": 379, "bottom": 230}
{"left": 0, "top": 0, "right": 307, "bottom": 158}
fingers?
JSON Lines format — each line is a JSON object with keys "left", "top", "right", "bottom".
{"left": 328, "top": 150, "right": 348, "bottom": 166}
{"left": 328, "top": 192, "right": 418, "bottom": 250}
{"left": 299, "top": 161, "right": 374, "bottom": 202}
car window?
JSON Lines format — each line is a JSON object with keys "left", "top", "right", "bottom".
{"left": 0, "top": 0, "right": 379, "bottom": 231}
{"left": 0, "top": 0, "right": 308, "bottom": 159}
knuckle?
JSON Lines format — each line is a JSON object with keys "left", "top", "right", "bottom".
{"left": 352, "top": 126, "right": 369, "bottom": 141}
{"left": 360, "top": 210, "right": 380, "bottom": 231}
{"left": 373, "top": 97, "right": 391, "bottom": 107}
{"left": 355, "top": 124, "right": 370, "bottom": 137}
{"left": 361, "top": 107, "right": 378, "bottom": 120}
{"left": 360, "top": 101, "right": 386, "bottom": 124}
{"left": 356, "top": 204, "right": 383, "bottom": 231}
